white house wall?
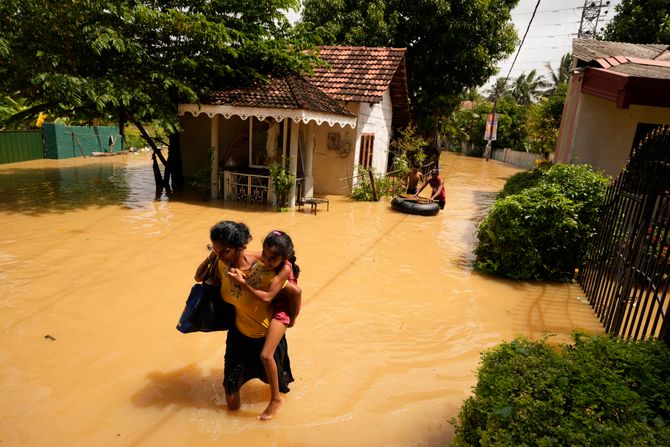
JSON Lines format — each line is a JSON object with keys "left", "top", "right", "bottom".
{"left": 569, "top": 94, "right": 670, "bottom": 177}
{"left": 354, "top": 88, "right": 394, "bottom": 174}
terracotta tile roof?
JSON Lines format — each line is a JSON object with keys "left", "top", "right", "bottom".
{"left": 573, "top": 39, "right": 670, "bottom": 81}
{"left": 573, "top": 39, "right": 668, "bottom": 62}
{"left": 311, "top": 46, "right": 407, "bottom": 103}
{"left": 207, "top": 75, "right": 355, "bottom": 118}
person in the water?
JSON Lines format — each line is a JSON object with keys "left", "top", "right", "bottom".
{"left": 414, "top": 168, "right": 446, "bottom": 210}
{"left": 194, "top": 221, "right": 301, "bottom": 420}
{"left": 227, "top": 229, "right": 301, "bottom": 420}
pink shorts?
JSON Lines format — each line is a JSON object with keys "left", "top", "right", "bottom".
{"left": 273, "top": 269, "right": 297, "bottom": 325}
{"left": 272, "top": 295, "right": 291, "bottom": 325}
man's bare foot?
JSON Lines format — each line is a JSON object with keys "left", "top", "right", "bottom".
{"left": 258, "top": 397, "right": 284, "bottom": 421}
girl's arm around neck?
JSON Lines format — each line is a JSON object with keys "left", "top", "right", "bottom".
{"left": 228, "top": 263, "right": 291, "bottom": 303}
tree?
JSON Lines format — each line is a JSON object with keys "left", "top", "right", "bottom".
{"left": 511, "top": 69, "right": 547, "bottom": 105}
{"left": 527, "top": 83, "right": 568, "bottom": 154}
{"left": 301, "top": 0, "right": 519, "bottom": 124}
{"left": 544, "top": 52, "right": 572, "bottom": 95}
{"left": 485, "top": 77, "right": 512, "bottom": 101}
{"left": 0, "top": 0, "right": 319, "bottom": 195}
{"left": 602, "top": 0, "right": 670, "bottom": 43}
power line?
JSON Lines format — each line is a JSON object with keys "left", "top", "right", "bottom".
{"left": 484, "top": 0, "right": 543, "bottom": 159}
{"left": 503, "top": 0, "right": 543, "bottom": 83}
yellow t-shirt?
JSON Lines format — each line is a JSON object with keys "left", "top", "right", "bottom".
{"left": 218, "top": 260, "right": 275, "bottom": 338}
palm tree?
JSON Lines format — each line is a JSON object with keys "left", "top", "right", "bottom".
{"left": 544, "top": 52, "right": 572, "bottom": 95}
{"left": 485, "top": 77, "right": 512, "bottom": 101}
{"left": 512, "top": 69, "right": 548, "bottom": 105}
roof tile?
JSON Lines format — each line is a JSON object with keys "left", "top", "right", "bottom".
{"left": 310, "top": 46, "right": 407, "bottom": 103}
{"left": 206, "top": 75, "right": 355, "bottom": 118}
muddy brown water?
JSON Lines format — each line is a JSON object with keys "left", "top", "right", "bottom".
{"left": 0, "top": 152, "right": 603, "bottom": 446}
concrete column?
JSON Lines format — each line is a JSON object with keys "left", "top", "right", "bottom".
{"left": 303, "top": 123, "right": 315, "bottom": 198}
{"left": 288, "top": 120, "right": 300, "bottom": 207}
{"left": 210, "top": 114, "right": 219, "bottom": 198}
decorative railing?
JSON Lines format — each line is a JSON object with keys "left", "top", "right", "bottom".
{"left": 220, "top": 170, "right": 304, "bottom": 206}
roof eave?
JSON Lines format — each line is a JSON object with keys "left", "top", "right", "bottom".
{"left": 178, "top": 103, "right": 357, "bottom": 129}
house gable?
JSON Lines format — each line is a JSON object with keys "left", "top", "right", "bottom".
{"left": 311, "top": 46, "right": 410, "bottom": 130}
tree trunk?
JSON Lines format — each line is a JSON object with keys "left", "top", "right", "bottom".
{"left": 127, "top": 117, "right": 170, "bottom": 196}
{"left": 168, "top": 133, "right": 183, "bottom": 190}
{"left": 118, "top": 107, "right": 126, "bottom": 148}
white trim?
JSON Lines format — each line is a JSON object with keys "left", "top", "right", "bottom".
{"left": 178, "top": 103, "right": 357, "bottom": 129}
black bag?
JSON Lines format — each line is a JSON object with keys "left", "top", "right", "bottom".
{"left": 177, "top": 259, "right": 235, "bottom": 333}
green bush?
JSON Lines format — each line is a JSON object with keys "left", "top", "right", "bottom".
{"left": 269, "top": 162, "right": 296, "bottom": 210}
{"left": 498, "top": 169, "right": 545, "bottom": 199}
{"left": 452, "top": 333, "right": 670, "bottom": 446}
{"left": 350, "top": 166, "right": 405, "bottom": 201}
{"left": 475, "top": 163, "right": 610, "bottom": 281}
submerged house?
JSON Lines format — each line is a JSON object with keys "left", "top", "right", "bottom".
{"left": 555, "top": 39, "right": 670, "bottom": 176}
{"left": 177, "top": 46, "right": 410, "bottom": 205}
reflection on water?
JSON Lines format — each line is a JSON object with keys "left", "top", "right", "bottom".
{"left": 0, "top": 152, "right": 604, "bottom": 446}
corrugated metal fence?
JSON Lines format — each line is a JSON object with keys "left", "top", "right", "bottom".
{"left": 0, "top": 130, "right": 44, "bottom": 164}
{"left": 0, "top": 124, "right": 123, "bottom": 164}
{"left": 43, "top": 123, "right": 121, "bottom": 158}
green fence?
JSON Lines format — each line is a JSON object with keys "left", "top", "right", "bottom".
{"left": 42, "top": 123, "right": 122, "bottom": 159}
{"left": 0, "top": 130, "right": 44, "bottom": 164}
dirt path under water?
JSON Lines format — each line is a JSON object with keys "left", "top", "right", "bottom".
{"left": 0, "top": 151, "right": 603, "bottom": 446}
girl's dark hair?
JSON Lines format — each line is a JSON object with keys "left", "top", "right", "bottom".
{"left": 263, "top": 230, "right": 300, "bottom": 279}
{"left": 210, "top": 221, "right": 252, "bottom": 248}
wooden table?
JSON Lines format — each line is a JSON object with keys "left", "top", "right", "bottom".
{"left": 298, "top": 197, "right": 330, "bottom": 214}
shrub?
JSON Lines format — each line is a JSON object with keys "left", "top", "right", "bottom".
{"left": 269, "top": 161, "right": 296, "bottom": 210}
{"left": 475, "top": 183, "right": 584, "bottom": 280}
{"left": 475, "top": 163, "right": 610, "bottom": 281}
{"left": 498, "top": 169, "right": 545, "bottom": 199}
{"left": 452, "top": 333, "right": 670, "bottom": 446}
{"left": 390, "top": 124, "right": 428, "bottom": 177}
{"left": 350, "top": 166, "right": 405, "bottom": 201}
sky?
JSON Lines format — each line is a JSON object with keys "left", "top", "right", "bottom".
{"left": 482, "top": 0, "right": 622, "bottom": 91}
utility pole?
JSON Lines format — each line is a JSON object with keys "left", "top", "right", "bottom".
{"left": 578, "top": 0, "right": 611, "bottom": 39}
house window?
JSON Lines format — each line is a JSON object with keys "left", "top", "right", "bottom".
{"left": 359, "top": 133, "right": 375, "bottom": 169}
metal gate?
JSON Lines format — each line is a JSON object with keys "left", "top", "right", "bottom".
{"left": 580, "top": 126, "right": 670, "bottom": 343}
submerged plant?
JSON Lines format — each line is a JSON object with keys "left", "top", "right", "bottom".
{"left": 269, "top": 160, "right": 296, "bottom": 211}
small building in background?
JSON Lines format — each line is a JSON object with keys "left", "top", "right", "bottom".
{"left": 178, "top": 46, "right": 410, "bottom": 205}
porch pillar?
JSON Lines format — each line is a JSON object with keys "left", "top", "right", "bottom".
{"left": 288, "top": 120, "right": 300, "bottom": 207}
{"left": 303, "top": 123, "right": 315, "bottom": 198}
{"left": 210, "top": 115, "right": 219, "bottom": 198}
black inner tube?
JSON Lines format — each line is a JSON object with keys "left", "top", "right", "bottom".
{"left": 391, "top": 196, "right": 440, "bottom": 216}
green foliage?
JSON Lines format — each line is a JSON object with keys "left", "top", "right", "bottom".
{"left": 544, "top": 53, "right": 572, "bottom": 95}
{"left": 492, "top": 96, "right": 529, "bottom": 151}
{"left": 302, "top": 0, "right": 519, "bottom": 122}
{"left": 350, "top": 166, "right": 404, "bottom": 201}
{"left": 602, "top": 0, "right": 670, "bottom": 44}
{"left": 452, "top": 333, "right": 670, "bottom": 446}
{"left": 511, "top": 69, "right": 548, "bottom": 105}
{"left": 269, "top": 161, "right": 296, "bottom": 210}
{"left": 190, "top": 148, "right": 213, "bottom": 193}
{"left": 0, "top": 0, "right": 318, "bottom": 131}
{"left": 475, "top": 163, "right": 610, "bottom": 281}
{"left": 390, "top": 124, "right": 428, "bottom": 176}
{"left": 526, "top": 83, "right": 568, "bottom": 154}
{"left": 497, "top": 169, "right": 545, "bottom": 199}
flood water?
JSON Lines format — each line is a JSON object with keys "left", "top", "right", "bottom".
{"left": 0, "top": 151, "right": 604, "bottom": 446}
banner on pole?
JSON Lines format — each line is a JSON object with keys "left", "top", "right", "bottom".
{"left": 485, "top": 113, "right": 499, "bottom": 141}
